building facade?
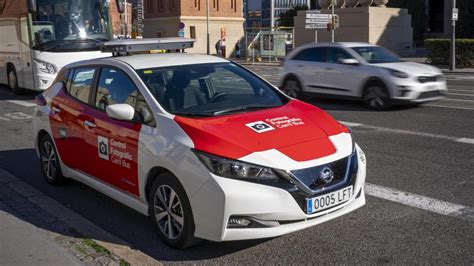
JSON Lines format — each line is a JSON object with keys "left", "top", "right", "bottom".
{"left": 143, "top": 0, "right": 245, "bottom": 57}
{"left": 262, "top": 0, "right": 310, "bottom": 28}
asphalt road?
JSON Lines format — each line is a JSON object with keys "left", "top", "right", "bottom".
{"left": 0, "top": 68, "right": 473, "bottom": 264}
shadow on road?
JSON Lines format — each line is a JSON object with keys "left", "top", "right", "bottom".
{"left": 0, "top": 85, "right": 38, "bottom": 101}
{"left": 0, "top": 148, "right": 271, "bottom": 262}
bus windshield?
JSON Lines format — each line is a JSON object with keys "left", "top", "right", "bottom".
{"left": 31, "top": 0, "right": 113, "bottom": 52}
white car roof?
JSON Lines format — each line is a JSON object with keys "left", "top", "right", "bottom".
{"left": 112, "top": 53, "right": 229, "bottom": 69}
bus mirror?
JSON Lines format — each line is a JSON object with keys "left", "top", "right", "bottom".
{"left": 116, "top": 0, "right": 125, "bottom": 13}
{"left": 27, "top": 0, "right": 37, "bottom": 13}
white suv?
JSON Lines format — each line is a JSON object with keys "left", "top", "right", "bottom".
{"left": 279, "top": 43, "right": 448, "bottom": 110}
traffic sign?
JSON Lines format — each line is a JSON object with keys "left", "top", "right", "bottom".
{"left": 179, "top": 22, "right": 185, "bottom": 29}
{"left": 452, "top": 8, "right": 458, "bottom": 21}
{"left": 306, "top": 10, "right": 321, "bottom": 14}
{"left": 306, "top": 18, "right": 332, "bottom": 24}
{"left": 178, "top": 29, "right": 185, "bottom": 38}
{"left": 306, "top": 13, "right": 332, "bottom": 19}
{"left": 305, "top": 24, "right": 328, "bottom": 29}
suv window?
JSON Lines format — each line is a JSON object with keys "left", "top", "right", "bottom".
{"left": 327, "top": 47, "right": 353, "bottom": 64}
{"left": 68, "top": 67, "right": 96, "bottom": 104}
{"left": 95, "top": 67, "right": 155, "bottom": 125}
{"left": 292, "top": 47, "right": 325, "bottom": 62}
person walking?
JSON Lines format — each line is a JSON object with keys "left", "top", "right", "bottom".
{"left": 215, "top": 40, "right": 221, "bottom": 56}
{"left": 235, "top": 41, "right": 241, "bottom": 58}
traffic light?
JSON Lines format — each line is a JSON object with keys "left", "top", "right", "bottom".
{"left": 332, "top": 15, "right": 339, "bottom": 29}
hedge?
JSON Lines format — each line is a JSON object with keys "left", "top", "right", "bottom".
{"left": 425, "top": 39, "right": 474, "bottom": 67}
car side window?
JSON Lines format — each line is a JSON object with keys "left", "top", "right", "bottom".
{"left": 292, "top": 47, "right": 325, "bottom": 62}
{"left": 327, "top": 47, "right": 353, "bottom": 64}
{"left": 95, "top": 67, "right": 155, "bottom": 126}
{"left": 68, "top": 67, "right": 96, "bottom": 104}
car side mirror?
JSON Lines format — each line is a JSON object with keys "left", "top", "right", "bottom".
{"left": 106, "top": 104, "right": 135, "bottom": 122}
{"left": 340, "top": 58, "right": 360, "bottom": 66}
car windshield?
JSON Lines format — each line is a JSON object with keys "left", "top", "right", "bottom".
{"left": 31, "top": 0, "right": 113, "bottom": 52}
{"left": 351, "top": 46, "right": 403, "bottom": 64}
{"left": 137, "top": 63, "right": 287, "bottom": 117}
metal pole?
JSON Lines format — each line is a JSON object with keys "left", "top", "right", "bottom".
{"left": 450, "top": 0, "right": 456, "bottom": 70}
{"left": 206, "top": 0, "right": 210, "bottom": 55}
{"left": 124, "top": 0, "right": 128, "bottom": 38}
{"left": 331, "top": 0, "right": 335, "bottom": 43}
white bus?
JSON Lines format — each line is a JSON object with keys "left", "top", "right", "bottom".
{"left": 0, "top": 0, "right": 124, "bottom": 94}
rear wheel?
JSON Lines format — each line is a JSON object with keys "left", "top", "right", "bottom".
{"left": 363, "top": 83, "right": 391, "bottom": 110}
{"left": 39, "top": 134, "right": 66, "bottom": 185}
{"left": 282, "top": 78, "right": 303, "bottom": 99}
{"left": 149, "top": 173, "right": 198, "bottom": 249}
{"left": 7, "top": 66, "right": 24, "bottom": 95}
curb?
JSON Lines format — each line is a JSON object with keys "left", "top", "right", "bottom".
{"left": 0, "top": 168, "right": 160, "bottom": 266}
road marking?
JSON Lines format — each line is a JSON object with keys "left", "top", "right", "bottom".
{"left": 457, "top": 138, "right": 474, "bottom": 144}
{"left": 425, "top": 104, "right": 474, "bottom": 111}
{"left": 3, "top": 112, "right": 33, "bottom": 120}
{"left": 441, "top": 98, "right": 474, "bottom": 103}
{"left": 339, "top": 121, "right": 363, "bottom": 127}
{"left": 448, "top": 93, "right": 474, "bottom": 97}
{"left": 6, "top": 100, "right": 37, "bottom": 107}
{"left": 0, "top": 116, "right": 11, "bottom": 121}
{"left": 341, "top": 121, "right": 474, "bottom": 144}
{"left": 365, "top": 183, "right": 474, "bottom": 222}
{"left": 449, "top": 89, "right": 474, "bottom": 93}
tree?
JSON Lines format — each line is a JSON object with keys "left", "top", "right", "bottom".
{"left": 457, "top": 0, "right": 474, "bottom": 38}
{"left": 278, "top": 5, "right": 308, "bottom": 27}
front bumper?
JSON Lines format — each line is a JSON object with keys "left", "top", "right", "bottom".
{"left": 34, "top": 73, "right": 55, "bottom": 91}
{"left": 189, "top": 145, "right": 367, "bottom": 242}
{"left": 389, "top": 78, "right": 448, "bottom": 103}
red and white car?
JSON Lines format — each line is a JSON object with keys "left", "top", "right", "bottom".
{"left": 33, "top": 39, "right": 367, "bottom": 249}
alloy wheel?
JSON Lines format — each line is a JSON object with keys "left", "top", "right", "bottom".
{"left": 283, "top": 80, "right": 301, "bottom": 98}
{"left": 41, "top": 141, "right": 57, "bottom": 181}
{"left": 8, "top": 70, "right": 17, "bottom": 90}
{"left": 153, "top": 185, "right": 184, "bottom": 240}
{"left": 365, "top": 86, "right": 388, "bottom": 109}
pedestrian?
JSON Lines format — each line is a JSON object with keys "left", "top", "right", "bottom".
{"left": 235, "top": 41, "right": 241, "bottom": 58}
{"left": 215, "top": 40, "right": 221, "bottom": 56}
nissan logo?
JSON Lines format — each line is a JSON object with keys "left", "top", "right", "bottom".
{"left": 319, "top": 167, "right": 334, "bottom": 183}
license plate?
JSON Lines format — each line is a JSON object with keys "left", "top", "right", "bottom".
{"left": 306, "top": 186, "right": 353, "bottom": 214}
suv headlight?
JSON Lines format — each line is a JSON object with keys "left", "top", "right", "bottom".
{"left": 193, "top": 150, "right": 280, "bottom": 182}
{"left": 385, "top": 68, "right": 408, "bottom": 79}
{"left": 35, "top": 60, "right": 57, "bottom": 74}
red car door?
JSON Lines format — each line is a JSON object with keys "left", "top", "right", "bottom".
{"left": 81, "top": 67, "right": 148, "bottom": 196}
{"left": 49, "top": 67, "right": 97, "bottom": 170}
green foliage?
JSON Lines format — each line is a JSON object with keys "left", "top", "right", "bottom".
{"left": 387, "top": 0, "right": 427, "bottom": 42}
{"left": 425, "top": 39, "right": 474, "bottom": 67}
{"left": 278, "top": 5, "right": 308, "bottom": 27}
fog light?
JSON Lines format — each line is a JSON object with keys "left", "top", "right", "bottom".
{"left": 41, "top": 79, "right": 48, "bottom": 85}
{"left": 398, "top": 86, "right": 411, "bottom": 97}
{"left": 228, "top": 217, "right": 252, "bottom": 228}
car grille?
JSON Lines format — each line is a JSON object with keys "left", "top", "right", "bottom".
{"left": 418, "top": 75, "right": 442, "bottom": 83}
{"left": 290, "top": 156, "right": 349, "bottom": 191}
{"left": 418, "top": 90, "right": 443, "bottom": 99}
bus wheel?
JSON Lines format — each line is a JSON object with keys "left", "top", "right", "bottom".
{"left": 7, "top": 66, "right": 24, "bottom": 95}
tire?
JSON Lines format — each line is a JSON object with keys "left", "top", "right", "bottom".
{"left": 149, "top": 172, "right": 198, "bottom": 249}
{"left": 39, "top": 134, "right": 66, "bottom": 185}
{"left": 282, "top": 78, "right": 303, "bottom": 99}
{"left": 7, "top": 66, "right": 24, "bottom": 95}
{"left": 363, "top": 83, "right": 391, "bottom": 110}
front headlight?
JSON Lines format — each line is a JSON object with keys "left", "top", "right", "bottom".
{"left": 193, "top": 150, "right": 280, "bottom": 182}
{"left": 35, "top": 60, "right": 57, "bottom": 74}
{"left": 385, "top": 68, "right": 408, "bottom": 79}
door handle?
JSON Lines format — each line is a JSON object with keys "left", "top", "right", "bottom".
{"left": 84, "top": 120, "right": 96, "bottom": 128}
{"left": 52, "top": 106, "right": 61, "bottom": 114}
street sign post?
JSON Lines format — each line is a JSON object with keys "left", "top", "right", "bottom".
{"left": 305, "top": 11, "right": 339, "bottom": 43}
{"left": 450, "top": 0, "right": 456, "bottom": 70}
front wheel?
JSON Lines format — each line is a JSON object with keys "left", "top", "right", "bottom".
{"left": 282, "top": 78, "right": 303, "bottom": 99}
{"left": 363, "top": 84, "right": 391, "bottom": 110}
{"left": 7, "top": 67, "right": 24, "bottom": 95}
{"left": 149, "top": 173, "right": 198, "bottom": 249}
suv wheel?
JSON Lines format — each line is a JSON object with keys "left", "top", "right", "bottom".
{"left": 40, "top": 134, "right": 66, "bottom": 185}
{"left": 149, "top": 173, "right": 198, "bottom": 249}
{"left": 282, "top": 78, "right": 303, "bottom": 99}
{"left": 363, "top": 83, "right": 391, "bottom": 110}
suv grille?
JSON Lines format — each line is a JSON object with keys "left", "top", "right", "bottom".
{"left": 418, "top": 90, "right": 443, "bottom": 99}
{"left": 418, "top": 75, "right": 441, "bottom": 83}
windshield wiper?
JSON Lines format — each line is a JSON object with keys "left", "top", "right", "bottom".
{"left": 172, "top": 111, "right": 214, "bottom": 118}
{"left": 213, "top": 104, "right": 280, "bottom": 115}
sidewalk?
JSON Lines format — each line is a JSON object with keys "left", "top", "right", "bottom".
{"left": 0, "top": 168, "right": 158, "bottom": 266}
{"left": 0, "top": 203, "right": 82, "bottom": 266}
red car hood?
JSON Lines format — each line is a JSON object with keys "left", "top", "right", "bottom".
{"left": 174, "top": 100, "right": 349, "bottom": 162}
